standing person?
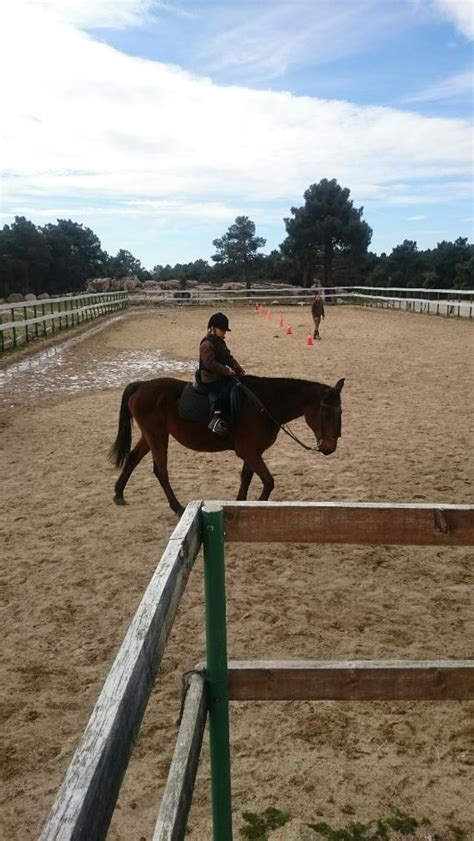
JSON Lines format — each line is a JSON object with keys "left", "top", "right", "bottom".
{"left": 199, "top": 312, "right": 245, "bottom": 436}
{"left": 311, "top": 291, "right": 325, "bottom": 340}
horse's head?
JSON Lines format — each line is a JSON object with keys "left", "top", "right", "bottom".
{"left": 305, "top": 378, "right": 344, "bottom": 455}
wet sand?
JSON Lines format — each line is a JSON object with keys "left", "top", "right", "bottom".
{"left": 1, "top": 305, "right": 473, "bottom": 840}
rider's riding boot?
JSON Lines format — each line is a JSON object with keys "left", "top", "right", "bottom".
{"left": 208, "top": 412, "right": 229, "bottom": 436}
{"left": 313, "top": 329, "right": 317, "bottom": 340}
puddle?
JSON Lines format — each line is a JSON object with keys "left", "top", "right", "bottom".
{"left": 0, "top": 316, "right": 195, "bottom": 409}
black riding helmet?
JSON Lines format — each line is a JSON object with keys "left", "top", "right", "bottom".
{"left": 208, "top": 312, "right": 231, "bottom": 331}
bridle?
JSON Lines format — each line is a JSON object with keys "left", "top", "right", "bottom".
{"left": 235, "top": 379, "right": 341, "bottom": 453}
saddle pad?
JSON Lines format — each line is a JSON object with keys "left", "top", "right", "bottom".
{"left": 178, "top": 383, "right": 210, "bottom": 423}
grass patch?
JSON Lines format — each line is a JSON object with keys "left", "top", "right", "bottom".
{"left": 240, "top": 808, "right": 291, "bottom": 839}
{"left": 239, "top": 807, "right": 469, "bottom": 841}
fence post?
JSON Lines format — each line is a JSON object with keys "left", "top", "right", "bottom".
{"left": 201, "top": 503, "right": 233, "bottom": 841}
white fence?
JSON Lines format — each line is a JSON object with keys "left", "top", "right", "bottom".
{"left": 0, "top": 292, "right": 129, "bottom": 352}
{"left": 129, "top": 285, "right": 473, "bottom": 318}
{"left": 1, "top": 286, "right": 471, "bottom": 355}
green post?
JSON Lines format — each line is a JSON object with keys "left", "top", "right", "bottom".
{"left": 201, "top": 503, "right": 233, "bottom": 841}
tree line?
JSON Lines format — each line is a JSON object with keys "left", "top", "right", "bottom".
{"left": 1, "top": 179, "right": 472, "bottom": 299}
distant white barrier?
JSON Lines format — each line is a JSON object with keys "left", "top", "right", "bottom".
{"left": 129, "top": 285, "right": 473, "bottom": 319}
{"left": 0, "top": 292, "right": 129, "bottom": 352}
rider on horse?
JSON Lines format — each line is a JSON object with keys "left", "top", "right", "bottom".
{"left": 199, "top": 312, "right": 245, "bottom": 436}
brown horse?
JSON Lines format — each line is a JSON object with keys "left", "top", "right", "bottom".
{"left": 110, "top": 375, "right": 344, "bottom": 515}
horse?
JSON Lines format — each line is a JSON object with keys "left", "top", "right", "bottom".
{"left": 110, "top": 375, "right": 344, "bottom": 515}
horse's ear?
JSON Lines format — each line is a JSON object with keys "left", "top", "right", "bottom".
{"left": 334, "top": 378, "right": 345, "bottom": 393}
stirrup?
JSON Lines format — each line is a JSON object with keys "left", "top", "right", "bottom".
{"left": 208, "top": 416, "right": 229, "bottom": 436}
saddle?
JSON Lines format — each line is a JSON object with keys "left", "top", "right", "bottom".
{"left": 178, "top": 373, "right": 243, "bottom": 425}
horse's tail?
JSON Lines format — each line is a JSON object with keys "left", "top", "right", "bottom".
{"left": 109, "top": 382, "right": 141, "bottom": 468}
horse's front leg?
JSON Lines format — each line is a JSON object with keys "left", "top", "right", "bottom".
{"left": 238, "top": 453, "right": 274, "bottom": 501}
{"left": 236, "top": 462, "right": 254, "bottom": 500}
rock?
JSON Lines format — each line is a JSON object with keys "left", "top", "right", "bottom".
{"left": 7, "top": 293, "right": 24, "bottom": 303}
{"left": 37, "top": 292, "right": 50, "bottom": 299}
{"left": 123, "top": 276, "right": 142, "bottom": 290}
{"left": 157, "top": 280, "right": 181, "bottom": 289}
{"left": 85, "top": 276, "right": 142, "bottom": 292}
{"left": 25, "top": 293, "right": 37, "bottom": 301}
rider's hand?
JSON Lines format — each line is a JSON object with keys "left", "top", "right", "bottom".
{"left": 226, "top": 366, "right": 235, "bottom": 376}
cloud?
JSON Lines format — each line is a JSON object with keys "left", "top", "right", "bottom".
{"left": 405, "top": 68, "right": 473, "bottom": 102}
{"left": 1, "top": 0, "right": 472, "bottom": 228}
{"left": 201, "top": 0, "right": 411, "bottom": 81}
{"left": 407, "top": 215, "right": 426, "bottom": 221}
{"left": 430, "top": 0, "right": 474, "bottom": 39}
{"left": 21, "top": 0, "right": 156, "bottom": 29}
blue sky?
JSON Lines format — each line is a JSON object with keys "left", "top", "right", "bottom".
{"left": 1, "top": 0, "right": 473, "bottom": 270}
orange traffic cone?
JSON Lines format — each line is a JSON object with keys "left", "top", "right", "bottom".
{"left": 306, "top": 333, "right": 315, "bottom": 346}
{"left": 285, "top": 325, "right": 294, "bottom": 335}
{"left": 267, "top": 309, "right": 272, "bottom": 320}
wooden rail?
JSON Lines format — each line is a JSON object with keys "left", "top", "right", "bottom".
{"left": 39, "top": 503, "right": 201, "bottom": 841}
{"left": 0, "top": 292, "right": 128, "bottom": 352}
{"left": 38, "top": 500, "right": 474, "bottom": 841}
{"left": 219, "top": 501, "right": 474, "bottom": 545}
{"left": 225, "top": 660, "right": 474, "bottom": 701}
{"left": 153, "top": 673, "right": 207, "bottom": 841}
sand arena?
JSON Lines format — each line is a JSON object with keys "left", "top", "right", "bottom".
{"left": 1, "top": 304, "right": 473, "bottom": 840}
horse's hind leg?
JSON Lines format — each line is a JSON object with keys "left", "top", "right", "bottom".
{"left": 236, "top": 462, "right": 254, "bottom": 500}
{"left": 114, "top": 437, "right": 150, "bottom": 505}
{"left": 147, "top": 428, "right": 185, "bottom": 516}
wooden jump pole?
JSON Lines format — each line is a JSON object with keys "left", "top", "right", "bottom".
{"left": 201, "top": 503, "right": 233, "bottom": 841}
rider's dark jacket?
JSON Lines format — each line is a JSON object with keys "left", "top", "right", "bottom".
{"left": 199, "top": 333, "right": 244, "bottom": 384}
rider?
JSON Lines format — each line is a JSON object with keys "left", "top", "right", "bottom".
{"left": 311, "top": 291, "right": 325, "bottom": 340}
{"left": 199, "top": 312, "right": 245, "bottom": 436}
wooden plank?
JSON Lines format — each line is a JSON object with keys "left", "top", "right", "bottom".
{"left": 0, "top": 292, "right": 127, "bottom": 311}
{"left": 39, "top": 501, "right": 202, "bottom": 841}
{"left": 0, "top": 303, "right": 126, "bottom": 333}
{"left": 218, "top": 502, "right": 474, "bottom": 545}
{"left": 226, "top": 660, "right": 474, "bottom": 701}
{"left": 153, "top": 673, "right": 207, "bottom": 841}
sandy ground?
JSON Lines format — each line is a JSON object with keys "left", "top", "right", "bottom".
{"left": 1, "top": 304, "right": 473, "bottom": 840}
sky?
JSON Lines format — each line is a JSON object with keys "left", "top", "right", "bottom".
{"left": 1, "top": 0, "right": 473, "bottom": 270}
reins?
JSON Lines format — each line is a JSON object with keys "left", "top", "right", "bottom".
{"left": 235, "top": 379, "right": 319, "bottom": 452}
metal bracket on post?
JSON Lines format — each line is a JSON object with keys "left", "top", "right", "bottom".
{"left": 201, "top": 503, "right": 233, "bottom": 841}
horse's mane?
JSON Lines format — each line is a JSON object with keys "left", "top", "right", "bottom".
{"left": 242, "top": 374, "right": 330, "bottom": 394}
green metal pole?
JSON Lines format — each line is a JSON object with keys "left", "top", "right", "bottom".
{"left": 201, "top": 503, "right": 233, "bottom": 841}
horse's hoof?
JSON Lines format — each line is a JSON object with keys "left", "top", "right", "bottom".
{"left": 113, "top": 495, "right": 126, "bottom": 506}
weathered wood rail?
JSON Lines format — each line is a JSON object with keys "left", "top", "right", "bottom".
{"left": 0, "top": 291, "right": 128, "bottom": 352}
{"left": 38, "top": 501, "right": 474, "bottom": 841}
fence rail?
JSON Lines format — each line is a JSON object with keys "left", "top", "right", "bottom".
{"left": 128, "top": 285, "right": 473, "bottom": 318}
{"left": 39, "top": 500, "right": 474, "bottom": 841}
{"left": 0, "top": 292, "right": 129, "bottom": 353}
